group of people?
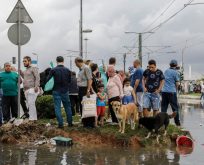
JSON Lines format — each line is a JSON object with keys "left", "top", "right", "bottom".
{"left": 0, "top": 54, "right": 181, "bottom": 129}
{"left": 0, "top": 56, "right": 40, "bottom": 126}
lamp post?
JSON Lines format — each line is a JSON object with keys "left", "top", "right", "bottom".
{"left": 79, "top": 0, "right": 93, "bottom": 59}
{"left": 32, "top": 52, "right": 38, "bottom": 68}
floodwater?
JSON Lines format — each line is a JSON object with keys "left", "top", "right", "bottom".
{"left": 0, "top": 101, "right": 204, "bottom": 165}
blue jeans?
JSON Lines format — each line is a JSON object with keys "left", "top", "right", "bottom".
{"left": 161, "top": 92, "right": 180, "bottom": 126}
{"left": 143, "top": 92, "right": 161, "bottom": 110}
{"left": 53, "top": 91, "right": 72, "bottom": 126}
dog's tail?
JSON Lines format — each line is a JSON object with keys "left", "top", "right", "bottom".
{"left": 168, "top": 112, "right": 177, "bottom": 119}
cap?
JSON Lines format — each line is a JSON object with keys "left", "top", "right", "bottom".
{"left": 170, "top": 59, "right": 178, "bottom": 66}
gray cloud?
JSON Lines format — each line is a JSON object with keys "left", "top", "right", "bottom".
{"left": 0, "top": 0, "right": 204, "bottom": 79}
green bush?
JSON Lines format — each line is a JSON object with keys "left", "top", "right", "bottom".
{"left": 36, "top": 95, "right": 55, "bottom": 119}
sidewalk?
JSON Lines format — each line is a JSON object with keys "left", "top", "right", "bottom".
{"left": 178, "top": 94, "right": 202, "bottom": 104}
{"left": 178, "top": 94, "right": 201, "bottom": 100}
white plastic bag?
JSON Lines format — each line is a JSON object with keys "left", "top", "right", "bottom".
{"left": 82, "top": 94, "right": 97, "bottom": 118}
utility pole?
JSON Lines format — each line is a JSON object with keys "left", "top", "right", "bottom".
{"left": 138, "top": 33, "right": 142, "bottom": 66}
{"left": 181, "top": 40, "right": 188, "bottom": 81}
{"left": 125, "top": 31, "right": 154, "bottom": 67}
{"left": 123, "top": 53, "right": 126, "bottom": 73}
{"left": 79, "top": 0, "right": 83, "bottom": 58}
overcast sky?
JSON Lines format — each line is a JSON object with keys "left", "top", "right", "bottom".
{"left": 0, "top": 0, "right": 204, "bottom": 79}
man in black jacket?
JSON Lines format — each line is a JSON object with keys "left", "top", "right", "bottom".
{"left": 47, "top": 56, "right": 72, "bottom": 128}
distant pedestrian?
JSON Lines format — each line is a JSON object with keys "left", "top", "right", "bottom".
{"left": 69, "top": 72, "right": 79, "bottom": 116}
{"left": 0, "top": 62, "right": 18, "bottom": 122}
{"left": 75, "top": 57, "right": 93, "bottom": 116}
{"left": 161, "top": 60, "right": 181, "bottom": 126}
{"left": 47, "top": 56, "right": 73, "bottom": 128}
{"left": 131, "top": 60, "right": 144, "bottom": 118}
{"left": 142, "top": 60, "right": 165, "bottom": 117}
{"left": 107, "top": 65, "right": 123, "bottom": 123}
{"left": 21, "top": 56, "right": 40, "bottom": 121}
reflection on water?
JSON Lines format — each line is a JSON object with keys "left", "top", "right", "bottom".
{"left": 1, "top": 102, "right": 204, "bottom": 165}
{"left": 0, "top": 145, "right": 181, "bottom": 165}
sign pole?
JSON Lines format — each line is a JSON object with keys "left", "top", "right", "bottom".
{"left": 6, "top": 0, "right": 33, "bottom": 118}
{"left": 17, "top": 2, "right": 21, "bottom": 118}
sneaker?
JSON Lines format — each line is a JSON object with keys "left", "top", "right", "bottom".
{"left": 9, "top": 117, "right": 16, "bottom": 123}
{"left": 20, "top": 113, "right": 29, "bottom": 119}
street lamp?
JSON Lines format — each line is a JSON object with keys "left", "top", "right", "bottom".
{"left": 32, "top": 52, "right": 38, "bottom": 68}
{"left": 79, "top": 0, "right": 93, "bottom": 59}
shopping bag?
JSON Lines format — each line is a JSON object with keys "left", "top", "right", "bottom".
{"left": 44, "top": 62, "right": 54, "bottom": 92}
{"left": 82, "top": 94, "right": 97, "bottom": 118}
{"left": 44, "top": 77, "right": 54, "bottom": 91}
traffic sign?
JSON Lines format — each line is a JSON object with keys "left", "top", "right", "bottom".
{"left": 8, "top": 23, "right": 31, "bottom": 45}
{"left": 6, "top": 0, "right": 33, "bottom": 23}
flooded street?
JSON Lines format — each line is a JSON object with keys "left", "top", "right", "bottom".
{"left": 0, "top": 101, "right": 204, "bottom": 165}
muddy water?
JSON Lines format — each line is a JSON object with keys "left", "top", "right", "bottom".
{"left": 0, "top": 101, "right": 204, "bottom": 165}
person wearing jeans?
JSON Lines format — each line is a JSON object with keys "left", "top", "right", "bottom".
{"left": 21, "top": 56, "right": 40, "bottom": 121}
{"left": 47, "top": 56, "right": 72, "bottom": 128}
{"left": 161, "top": 59, "right": 181, "bottom": 126}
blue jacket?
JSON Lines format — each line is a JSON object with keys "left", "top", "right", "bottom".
{"left": 47, "top": 65, "right": 71, "bottom": 93}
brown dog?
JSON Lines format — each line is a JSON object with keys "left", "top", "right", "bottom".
{"left": 111, "top": 101, "right": 138, "bottom": 134}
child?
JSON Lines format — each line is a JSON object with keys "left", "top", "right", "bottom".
{"left": 96, "top": 84, "right": 106, "bottom": 126}
{"left": 122, "top": 78, "right": 137, "bottom": 105}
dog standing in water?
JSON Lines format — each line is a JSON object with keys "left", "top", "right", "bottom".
{"left": 111, "top": 101, "right": 138, "bottom": 134}
{"left": 138, "top": 112, "right": 177, "bottom": 143}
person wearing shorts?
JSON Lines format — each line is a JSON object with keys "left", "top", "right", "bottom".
{"left": 96, "top": 84, "right": 106, "bottom": 126}
{"left": 142, "top": 59, "right": 165, "bottom": 117}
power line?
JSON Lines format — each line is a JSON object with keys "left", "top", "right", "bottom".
{"left": 143, "top": 0, "right": 177, "bottom": 32}
{"left": 142, "top": 0, "right": 194, "bottom": 42}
